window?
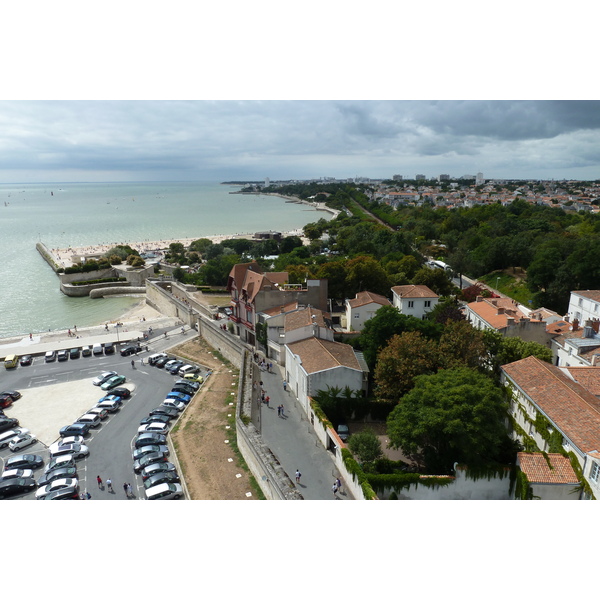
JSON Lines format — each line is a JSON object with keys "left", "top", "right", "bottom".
{"left": 562, "top": 436, "right": 571, "bottom": 450}
{"left": 578, "top": 298, "right": 583, "bottom": 307}
{"left": 354, "top": 313, "right": 360, "bottom": 319}
{"left": 408, "top": 300, "right": 414, "bottom": 308}
{"left": 424, "top": 300, "right": 431, "bottom": 308}
{"left": 591, "top": 462, "right": 600, "bottom": 482}
{"left": 594, "top": 304, "right": 598, "bottom": 313}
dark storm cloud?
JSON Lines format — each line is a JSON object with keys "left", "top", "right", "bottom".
{"left": 0, "top": 100, "right": 599, "bottom": 181}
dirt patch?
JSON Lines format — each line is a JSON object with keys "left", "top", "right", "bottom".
{"left": 169, "top": 337, "right": 257, "bottom": 500}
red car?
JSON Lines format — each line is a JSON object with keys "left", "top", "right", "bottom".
{"left": 0, "top": 397, "right": 13, "bottom": 409}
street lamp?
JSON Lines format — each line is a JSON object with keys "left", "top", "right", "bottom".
{"left": 496, "top": 276, "right": 500, "bottom": 292}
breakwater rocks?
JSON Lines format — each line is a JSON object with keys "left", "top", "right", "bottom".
{"left": 36, "top": 242, "right": 63, "bottom": 272}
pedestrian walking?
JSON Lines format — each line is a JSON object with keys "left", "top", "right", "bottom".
{"left": 280, "top": 404, "right": 285, "bottom": 417}
{"left": 131, "top": 359, "right": 135, "bottom": 368}
{"left": 265, "top": 395, "right": 270, "bottom": 407}
{"left": 277, "top": 405, "right": 281, "bottom": 417}
{"left": 106, "top": 478, "right": 113, "bottom": 492}
{"left": 127, "top": 483, "right": 133, "bottom": 498}
{"left": 123, "top": 482, "right": 128, "bottom": 497}
{"left": 332, "top": 482, "right": 338, "bottom": 496}
{"left": 283, "top": 380, "right": 287, "bottom": 391}
{"left": 96, "top": 475, "right": 102, "bottom": 489}
{"left": 140, "top": 357, "right": 144, "bottom": 365}
{"left": 335, "top": 477, "right": 342, "bottom": 494}
{"left": 86, "top": 492, "right": 91, "bottom": 499}
{"left": 295, "top": 470, "right": 301, "bottom": 484}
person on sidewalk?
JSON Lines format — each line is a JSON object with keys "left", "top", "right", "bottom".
{"left": 295, "top": 470, "right": 301, "bottom": 484}
{"left": 335, "top": 477, "right": 342, "bottom": 494}
{"left": 96, "top": 475, "right": 102, "bottom": 489}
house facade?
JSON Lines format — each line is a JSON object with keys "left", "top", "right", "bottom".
{"left": 226, "top": 261, "right": 328, "bottom": 346}
{"left": 501, "top": 355, "right": 600, "bottom": 499}
{"left": 345, "top": 290, "right": 391, "bottom": 332}
{"left": 390, "top": 284, "right": 438, "bottom": 320}
{"left": 284, "top": 337, "right": 368, "bottom": 417}
{"left": 262, "top": 305, "right": 334, "bottom": 365}
{"left": 567, "top": 290, "right": 600, "bottom": 324}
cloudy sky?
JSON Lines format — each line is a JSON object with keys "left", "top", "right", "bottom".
{"left": 0, "top": 100, "right": 598, "bottom": 183}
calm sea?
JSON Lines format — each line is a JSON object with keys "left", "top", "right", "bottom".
{"left": 0, "top": 181, "right": 329, "bottom": 338}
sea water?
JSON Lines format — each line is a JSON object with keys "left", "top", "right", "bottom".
{"left": 0, "top": 181, "right": 329, "bottom": 338}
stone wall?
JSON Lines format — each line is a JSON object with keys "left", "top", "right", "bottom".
{"left": 61, "top": 280, "right": 130, "bottom": 297}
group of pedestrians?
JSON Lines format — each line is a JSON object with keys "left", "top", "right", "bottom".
{"left": 94, "top": 475, "right": 134, "bottom": 498}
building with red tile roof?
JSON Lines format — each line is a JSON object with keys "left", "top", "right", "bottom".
{"left": 345, "top": 290, "right": 391, "bottom": 332}
{"left": 391, "top": 284, "right": 438, "bottom": 320}
{"left": 516, "top": 452, "right": 579, "bottom": 500}
{"left": 501, "top": 355, "right": 600, "bottom": 499}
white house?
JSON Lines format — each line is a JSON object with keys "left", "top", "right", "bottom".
{"left": 284, "top": 337, "right": 368, "bottom": 417}
{"left": 391, "top": 284, "right": 438, "bottom": 320}
{"left": 567, "top": 290, "right": 600, "bottom": 324}
{"left": 501, "top": 355, "right": 600, "bottom": 499}
{"left": 549, "top": 318, "right": 600, "bottom": 367}
{"left": 345, "top": 290, "right": 391, "bottom": 332}
{"left": 262, "top": 305, "right": 334, "bottom": 365}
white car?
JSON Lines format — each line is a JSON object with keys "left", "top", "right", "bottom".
{"left": 92, "top": 371, "right": 117, "bottom": 386}
{"left": 1, "top": 468, "right": 33, "bottom": 480}
{"left": 0, "top": 428, "right": 30, "bottom": 449}
{"left": 49, "top": 442, "right": 90, "bottom": 459}
{"left": 145, "top": 482, "right": 183, "bottom": 500}
{"left": 36, "top": 478, "right": 79, "bottom": 499}
{"left": 161, "top": 398, "right": 185, "bottom": 412}
{"left": 9, "top": 433, "right": 37, "bottom": 452}
{"left": 96, "top": 399, "right": 120, "bottom": 413}
{"left": 87, "top": 407, "right": 109, "bottom": 420}
{"left": 58, "top": 435, "right": 85, "bottom": 446}
{"left": 137, "top": 422, "right": 169, "bottom": 435}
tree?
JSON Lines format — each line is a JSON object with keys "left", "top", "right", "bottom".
{"left": 347, "top": 429, "right": 383, "bottom": 463}
{"left": 425, "top": 297, "right": 465, "bottom": 324}
{"left": 358, "top": 305, "right": 442, "bottom": 371}
{"left": 345, "top": 255, "right": 391, "bottom": 297}
{"left": 313, "top": 385, "right": 363, "bottom": 424}
{"left": 483, "top": 330, "right": 553, "bottom": 377}
{"left": 436, "top": 320, "right": 486, "bottom": 370}
{"left": 412, "top": 266, "right": 456, "bottom": 296}
{"left": 189, "top": 238, "right": 214, "bottom": 254}
{"left": 374, "top": 331, "right": 439, "bottom": 403}
{"left": 386, "top": 368, "right": 511, "bottom": 474}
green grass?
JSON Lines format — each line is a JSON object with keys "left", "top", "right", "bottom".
{"left": 479, "top": 271, "right": 533, "bottom": 306}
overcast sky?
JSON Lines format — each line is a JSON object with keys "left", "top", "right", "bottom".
{"left": 0, "top": 100, "right": 599, "bottom": 183}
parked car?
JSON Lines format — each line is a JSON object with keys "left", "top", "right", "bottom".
{"left": 45, "top": 455, "right": 76, "bottom": 473}
{"left": 92, "top": 371, "right": 117, "bottom": 386}
{"left": 0, "top": 428, "right": 29, "bottom": 449}
{"left": 141, "top": 461, "right": 177, "bottom": 481}
{"left": 161, "top": 399, "right": 186, "bottom": 412}
{"left": 41, "top": 487, "right": 80, "bottom": 500}
{"left": 172, "top": 384, "right": 197, "bottom": 396}
{"left": 19, "top": 355, "right": 33, "bottom": 366}
{"left": 145, "top": 482, "right": 183, "bottom": 500}
{"left": 163, "top": 359, "right": 179, "bottom": 371}
{"left": 148, "top": 353, "right": 168, "bottom": 366}
{"left": 96, "top": 399, "right": 120, "bottom": 413}
{"left": 120, "top": 344, "right": 142, "bottom": 356}
{"left": 75, "top": 413, "right": 102, "bottom": 429}
{"left": 0, "top": 477, "right": 37, "bottom": 498}
{"left": 1, "top": 390, "right": 22, "bottom": 400}
{"left": 5, "top": 454, "right": 44, "bottom": 471}
{"left": 49, "top": 442, "right": 90, "bottom": 460}
{"left": 59, "top": 423, "right": 91, "bottom": 438}
{"left": 44, "top": 350, "right": 57, "bottom": 362}
{"left": 103, "top": 342, "right": 115, "bottom": 354}
{"left": 0, "top": 397, "right": 13, "bottom": 409}
{"left": 134, "top": 432, "right": 167, "bottom": 448}
{"left": 57, "top": 350, "right": 69, "bottom": 362}
{"left": 37, "top": 466, "right": 78, "bottom": 488}
{"left": 166, "top": 361, "right": 184, "bottom": 374}
{"left": 149, "top": 405, "right": 179, "bottom": 419}
{"left": 69, "top": 348, "right": 80, "bottom": 359}
{"left": 36, "top": 478, "right": 79, "bottom": 499}
{"left": 336, "top": 424, "right": 350, "bottom": 442}
{"left": 140, "top": 414, "right": 171, "bottom": 426}
{"left": 100, "top": 375, "right": 126, "bottom": 390}
{"left": 81, "top": 346, "right": 92, "bottom": 357}
{"left": 143, "top": 471, "right": 181, "bottom": 489}
{"left": 132, "top": 445, "right": 169, "bottom": 461}
{"left": 134, "top": 452, "right": 169, "bottom": 473}
{"left": 137, "top": 422, "right": 169, "bottom": 435}
{"left": 86, "top": 407, "right": 109, "bottom": 420}
{"left": 9, "top": 433, "right": 37, "bottom": 452}
{"left": 110, "top": 387, "right": 131, "bottom": 399}
{"left": 176, "top": 378, "right": 200, "bottom": 389}
{"left": 97, "top": 394, "right": 123, "bottom": 405}
{"left": 154, "top": 357, "right": 170, "bottom": 368}
{"left": 0, "top": 418, "right": 19, "bottom": 433}
{"left": 183, "top": 373, "right": 204, "bottom": 383}
{"left": 1, "top": 468, "right": 34, "bottom": 480}
{"left": 166, "top": 391, "right": 191, "bottom": 403}
{"left": 178, "top": 364, "right": 198, "bottom": 377}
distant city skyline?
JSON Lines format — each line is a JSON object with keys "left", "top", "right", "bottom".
{"left": 0, "top": 101, "right": 599, "bottom": 184}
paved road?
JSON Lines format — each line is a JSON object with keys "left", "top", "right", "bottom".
{"left": 253, "top": 361, "right": 353, "bottom": 500}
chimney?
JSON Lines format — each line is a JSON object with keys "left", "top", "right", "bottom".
{"left": 592, "top": 319, "right": 600, "bottom": 334}
{"left": 593, "top": 354, "right": 600, "bottom": 367}
{"left": 572, "top": 318, "right": 579, "bottom": 331}
{"left": 506, "top": 316, "right": 515, "bottom": 326}
{"left": 476, "top": 296, "right": 483, "bottom": 302}
{"left": 497, "top": 307, "right": 505, "bottom": 315}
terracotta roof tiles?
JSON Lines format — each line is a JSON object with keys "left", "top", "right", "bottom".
{"left": 517, "top": 453, "right": 579, "bottom": 485}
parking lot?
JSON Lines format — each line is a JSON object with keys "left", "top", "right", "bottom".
{"left": 0, "top": 341, "right": 210, "bottom": 500}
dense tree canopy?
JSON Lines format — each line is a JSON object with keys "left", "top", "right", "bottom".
{"left": 386, "top": 368, "right": 511, "bottom": 474}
